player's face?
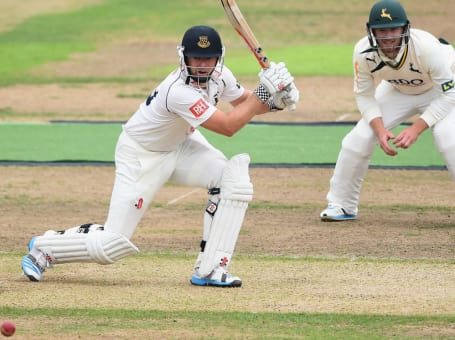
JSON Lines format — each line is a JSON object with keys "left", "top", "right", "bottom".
{"left": 186, "top": 57, "right": 218, "bottom": 77}
{"left": 374, "top": 26, "right": 405, "bottom": 59}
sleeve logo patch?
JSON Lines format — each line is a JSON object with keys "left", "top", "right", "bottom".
{"left": 189, "top": 98, "right": 209, "bottom": 118}
{"left": 442, "top": 79, "right": 454, "bottom": 92}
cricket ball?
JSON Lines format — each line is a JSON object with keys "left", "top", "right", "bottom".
{"left": 0, "top": 321, "right": 15, "bottom": 337}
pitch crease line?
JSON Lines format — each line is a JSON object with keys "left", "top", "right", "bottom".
{"left": 167, "top": 188, "right": 202, "bottom": 205}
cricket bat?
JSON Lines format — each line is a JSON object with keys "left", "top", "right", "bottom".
{"left": 220, "top": 0, "right": 270, "bottom": 69}
{"left": 220, "top": 0, "right": 296, "bottom": 109}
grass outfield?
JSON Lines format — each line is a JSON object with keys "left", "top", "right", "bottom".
{"left": 0, "top": 122, "right": 445, "bottom": 167}
{"left": 0, "top": 0, "right": 357, "bottom": 86}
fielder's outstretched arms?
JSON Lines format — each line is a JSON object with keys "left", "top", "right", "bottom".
{"left": 22, "top": 25, "right": 299, "bottom": 287}
{"left": 320, "top": 0, "right": 455, "bottom": 222}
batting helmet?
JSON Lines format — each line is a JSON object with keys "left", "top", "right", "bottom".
{"left": 178, "top": 25, "right": 225, "bottom": 84}
{"left": 181, "top": 25, "right": 223, "bottom": 58}
{"left": 367, "top": 0, "right": 409, "bottom": 29}
{"left": 366, "top": 0, "right": 410, "bottom": 51}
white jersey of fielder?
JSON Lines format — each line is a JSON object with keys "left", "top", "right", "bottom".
{"left": 353, "top": 28, "right": 455, "bottom": 127}
{"left": 123, "top": 66, "right": 244, "bottom": 151}
{"left": 324, "top": 28, "right": 455, "bottom": 217}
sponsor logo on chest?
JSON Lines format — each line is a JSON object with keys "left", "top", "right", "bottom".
{"left": 386, "top": 78, "right": 425, "bottom": 87}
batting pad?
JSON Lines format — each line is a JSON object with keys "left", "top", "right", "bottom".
{"left": 34, "top": 226, "right": 139, "bottom": 265}
{"left": 198, "top": 153, "right": 253, "bottom": 277}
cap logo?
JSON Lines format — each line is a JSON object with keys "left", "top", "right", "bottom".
{"left": 381, "top": 8, "right": 392, "bottom": 21}
{"left": 197, "top": 35, "right": 211, "bottom": 48}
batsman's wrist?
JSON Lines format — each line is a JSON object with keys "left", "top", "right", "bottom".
{"left": 254, "top": 84, "right": 271, "bottom": 103}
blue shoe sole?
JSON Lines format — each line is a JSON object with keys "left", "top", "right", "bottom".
{"left": 321, "top": 214, "right": 357, "bottom": 221}
{"left": 21, "top": 255, "right": 41, "bottom": 282}
{"left": 190, "top": 275, "right": 242, "bottom": 288}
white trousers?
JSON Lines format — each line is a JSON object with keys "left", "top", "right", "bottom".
{"left": 326, "top": 81, "right": 455, "bottom": 214}
{"left": 103, "top": 129, "right": 227, "bottom": 239}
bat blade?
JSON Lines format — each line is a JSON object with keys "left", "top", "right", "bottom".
{"left": 220, "top": 0, "right": 270, "bottom": 69}
{"left": 220, "top": 0, "right": 297, "bottom": 110}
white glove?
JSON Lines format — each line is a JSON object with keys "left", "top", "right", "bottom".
{"left": 258, "top": 62, "right": 294, "bottom": 96}
{"left": 271, "top": 83, "right": 300, "bottom": 110}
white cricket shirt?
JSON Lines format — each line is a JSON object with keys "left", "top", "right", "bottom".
{"left": 124, "top": 66, "right": 244, "bottom": 151}
{"left": 353, "top": 28, "right": 455, "bottom": 126}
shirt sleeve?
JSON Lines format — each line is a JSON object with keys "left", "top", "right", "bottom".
{"left": 353, "top": 40, "right": 383, "bottom": 124}
{"left": 166, "top": 85, "right": 217, "bottom": 128}
{"left": 219, "top": 67, "right": 245, "bottom": 103}
{"left": 419, "top": 41, "right": 455, "bottom": 127}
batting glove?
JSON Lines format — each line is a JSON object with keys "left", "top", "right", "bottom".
{"left": 271, "top": 83, "right": 300, "bottom": 110}
{"left": 258, "top": 62, "right": 294, "bottom": 96}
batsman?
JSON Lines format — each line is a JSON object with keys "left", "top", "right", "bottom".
{"left": 21, "top": 25, "right": 299, "bottom": 287}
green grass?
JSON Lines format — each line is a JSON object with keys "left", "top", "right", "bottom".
{"left": 0, "top": 0, "right": 355, "bottom": 86}
{"left": 0, "top": 122, "right": 121, "bottom": 162}
{"left": 225, "top": 44, "right": 353, "bottom": 76}
{"left": 0, "top": 122, "right": 445, "bottom": 167}
{"left": 0, "top": 0, "right": 450, "bottom": 84}
{"left": 1, "top": 305, "right": 454, "bottom": 339}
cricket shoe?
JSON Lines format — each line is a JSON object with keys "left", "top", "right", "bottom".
{"left": 320, "top": 203, "right": 357, "bottom": 221}
{"left": 190, "top": 266, "right": 242, "bottom": 288}
{"left": 21, "top": 236, "right": 49, "bottom": 282}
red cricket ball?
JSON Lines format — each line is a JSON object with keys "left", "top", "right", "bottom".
{"left": 0, "top": 321, "right": 15, "bottom": 337}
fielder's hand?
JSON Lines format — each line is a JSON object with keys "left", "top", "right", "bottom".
{"left": 271, "top": 82, "right": 299, "bottom": 110}
{"left": 259, "top": 62, "right": 294, "bottom": 95}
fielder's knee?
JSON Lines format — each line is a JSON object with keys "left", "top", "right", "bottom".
{"left": 341, "top": 127, "right": 376, "bottom": 157}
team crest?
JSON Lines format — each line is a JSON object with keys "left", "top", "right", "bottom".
{"left": 197, "top": 36, "right": 211, "bottom": 48}
{"left": 381, "top": 8, "right": 392, "bottom": 21}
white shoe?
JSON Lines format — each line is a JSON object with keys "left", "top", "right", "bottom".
{"left": 320, "top": 204, "right": 357, "bottom": 221}
{"left": 21, "top": 237, "right": 49, "bottom": 282}
{"left": 190, "top": 266, "right": 242, "bottom": 288}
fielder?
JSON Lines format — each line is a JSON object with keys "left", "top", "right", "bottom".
{"left": 21, "top": 25, "right": 299, "bottom": 287}
{"left": 321, "top": 0, "right": 455, "bottom": 221}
